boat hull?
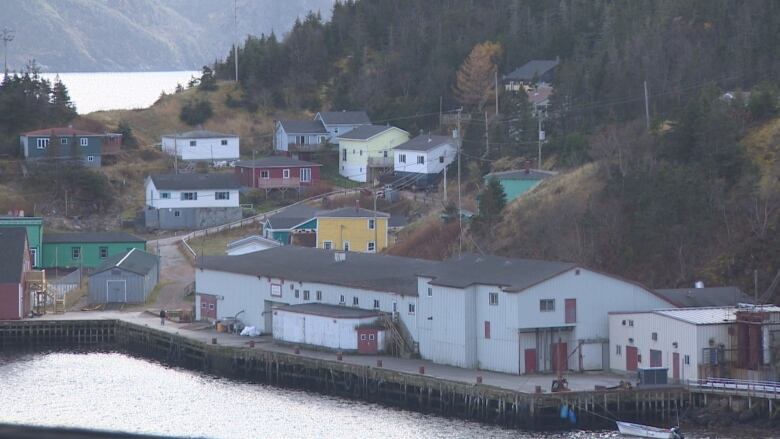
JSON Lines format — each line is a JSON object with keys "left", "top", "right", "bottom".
{"left": 616, "top": 421, "right": 675, "bottom": 438}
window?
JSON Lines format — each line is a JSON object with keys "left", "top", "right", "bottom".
{"left": 373, "top": 299, "right": 380, "bottom": 309}
{"left": 684, "top": 355, "right": 690, "bottom": 365}
{"left": 201, "top": 302, "right": 207, "bottom": 308}
{"left": 359, "top": 150, "right": 363, "bottom": 156}
{"left": 270, "top": 284, "right": 282, "bottom": 297}
{"left": 316, "top": 291, "right": 322, "bottom": 301}
{"left": 565, "top": 298, "right": 576, "bottom": 323}
{"left": 368, "top": 333, "right": 375, "bottom": 341}
{"left": 427, "top": 287, "right": 432, "bottom": 297}
{"left": 209, "top": 303, "right": 214, "bottom": 310}
{"left": 539, "top": 299, "right": 555, "bottom": 312}
{"left": 80, "top": 137, "right": 88, "bottom": 147}
{"left": 352, "top": 149, "right": 356, "bottom": 154}
{"left": 439, "top": 155, "right": 444, "bottom": 163}
{"left": 616, "top": 344, "right": 622, "bottom": 355}
{"left": 282, "top": 169, "right": 290, "bottom": 179}
{"left": 36, "top": 138, "right": 49, "bottom": 149}
{"left": 29, "top": 248, "right": 37, "bottom": 266}
{"left": 221, "top": 139, "right": 228, "bottom": 145}
{"left": 294, "top": 289, "right": 300, "bottom": 299}
{"left": 343, "top": 241, "right": 350, "bottom": 252}
{"left": 99, "top": 246, "right": 108, "bottom": 259}
{"left": 334, "top": 128, "right": 339, "bottom": 134}
{"left": 368, "top": 219, "right": 375, "bottom": 230}
{"left": 173, "top": 210, "right": 181, "bottom": 217}
{"left": 484, "top": 321, "right": 491, "bottom": 339}
{"left": 303, "top": 290, "right": 310, "bottom": 300}
{"left": 87, "top": 156, "right": 94, "bottom": 162}
{"left": 342, "top": 149, "right": 347, "bottom": 161}
{"left": 628, "top": 320, "right": 634, "bottom": 327}
{"left": 339, "top": 294, "right": 345, "bottom": 304}
{"left": 352, "top": 297, "right": 359, "bottom": 306}
{"left": 300, "top": 168, "right": 311, "bottom": 182}
{"left": 360, "top": 334, "right": 367, "bottom": 341}
{"left": 650, "top": 349, "right": 662, "bottom": 367}
{"left": 189, "top": 140, "right": 196, "bottom": 147}
{"left": 399, "top": 154, "right": 406, "bottom": 163}
{"left": 60, "top": 137, "right": 68, "bottom": 145}
{"left": 652, "top": 332, "right": 658, "bottom": 341}
{"left": 181, "top": 192, "right": 197, "bottom": 201}
{"left": 367, "top": 241, "right": 375, "bottom": 252}
{"left": 260, "top": 170, "right": 269, "bottom": 179}
{"left": 417, "top": 155, "right": 425, "bottom": 164}
{"left": 71, "top": 247, "right": 81, "bottom": 260}
{"left": 408, "top": 303, "right": 415, "bottom": 315}
{"left": 160, "top": 192, "right": 171, "bottom": 199}
{"left": 215, "top": 191, "right": 230, "bottom": 200}
{"left": 489, "top": 292, "right": 499, "bottom": 305}
{"left": 323, "top": 241, "right": 333, "bottom": 250}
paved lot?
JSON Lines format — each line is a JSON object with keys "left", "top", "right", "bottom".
{"left": 39, "top": 310, "right": 630, "bottom": 394}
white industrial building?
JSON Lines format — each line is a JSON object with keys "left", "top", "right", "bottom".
{"left": 196, "top": 247, "right": 689, "bottom": 374}
{"left": 609, "top": 305, "right": 780, "bottom": 382}
{"left": 161, "top": 130, "right": 240, "bottom": 162}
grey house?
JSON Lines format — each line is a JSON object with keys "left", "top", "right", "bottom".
{"left": 144, "top": 173, "right": 242, "bottom": 230}
{"left": 88, "top": 248, "right": 159, "bottom": 304}
{"left": 19, "top": 126, "right": 121, "bottom": 167}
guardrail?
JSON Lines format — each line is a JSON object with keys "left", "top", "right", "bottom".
{"left": 687, "top": 378, "right": 780, "bottom": 399}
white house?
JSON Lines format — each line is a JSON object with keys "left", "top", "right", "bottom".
{"left": 609, "top": 305, "right": 780, "bottom": 382}
{"left": 144, "top": 173, "right": 241, "bottom": 230}
{"left": 274, "top": 120, "right": 328, "bottom": 157}
{"left": 415, "top": 254, "right": 676, "bottom": 375}
{"left": 314, "top": 111, "right": 371, "bottom": 144}
{"left": 392, "top": 134, "right": 456, "bottom": 189}
{"left": 226, "top": 235, "right": 281, "bottom": 255}
{"left": 161, "top": 130, "right": 239, "bottom": 162}
{"left": 272, "top": 303, "right": 386, "bottom": 354}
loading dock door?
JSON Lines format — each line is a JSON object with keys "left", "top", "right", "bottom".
{"left": 524, "top": 349, "right": 537, "bottom": 374}
{"left": 106, "top": 280, "right": 126, "bottom": 303}
{"left": 626, "top": 346, "right": 639, "bottom": 371}
{"left": 672, "top": 352, "right": 680, "bottom": 381}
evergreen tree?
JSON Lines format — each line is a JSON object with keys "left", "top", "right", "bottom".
{"left": 51, "top": 75, "right": 77, "bottom": 120}
{"left": 117, "top": 120, "right": 138, "bottom": 149}
{"left": 198, "top": 66, "right": 218, "bottom": 91}
{"left": 478, "top": 178, "right": 507, "bottom": 225}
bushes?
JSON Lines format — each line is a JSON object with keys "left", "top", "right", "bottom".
{"left": 179, "top": 99, "right": 213, "bottom": 126}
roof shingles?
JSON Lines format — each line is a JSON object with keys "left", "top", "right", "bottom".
{"left": 150, "top": 173, "right": 240, "bottom": 190}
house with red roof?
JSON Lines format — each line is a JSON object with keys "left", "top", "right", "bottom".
{"left": 19, "top": 126, "right": 121, "bottom": 167}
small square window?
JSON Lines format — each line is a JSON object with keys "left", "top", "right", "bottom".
{"left": 368, "top": 333, "right": 375, "bottom": 341}
{"left": 367, "top": 241, "right": 375, "bottom": 252}
{"left": 417, "top": 155, "right": 425, "bottom": 164}
{"left": 71, "top": 247, "right": 81, "bottom": 260}
{"left": 294, "top": 289, "right": 300, "bottom": 299}
{"left": 260, "top": 170, "right": 269, "bottom": 179}
{"left": 282, "top": 169, "right": 290, "bottom": 179}
{"left": 352, "top": 297, "right": 359, "bottom": 306}
{"left": 36, "top": 138, "right": 50, "bottom": 149}
{"left": 61, "top": 137, "right": 68, "bottom": 145}
{"left": 316, "top": 291, "right": 322, "bottom": 301}
{"left": 368, "top": 219, "right": 375, "bottom": 230}
{"left": 339, "top": 294, "right": 345, "bottom": 304}
{"left": 189, "top": 140, "right": 196, "bottom": 147}
{"left": 323, "top": 241, "right": 332, "bottom": 250}
{"left": 87, "top": 155, "right": 94, "bottom": 162}
{"left": 201, "top": 302, "right": 207, "bottom": 308}
{"left": 80, "top": 137, "right": 88, "bottom": 147}
{"left": 489, "top": 292, "right": 499, "bottom": 305}
{"left": 373, "top": 299, "right": 380, "bottom": 309}
{"left": 99, "top": 246, "right": 108, "bottom": 259}
{"left": 399, "top": 154, "right": 406, "bottom": 163}
{"left": 215, "top": 191, "right": 230, "bottom": 200}
{"left": 160, "top": 192, "right": 171, "bottom": 199}
{"left": 173, "top": 210, "right": 181, "bottom": 217}
{"left": 360, "top": 334, "right": 367, "bottom": 341}
{"left": 540, "top": 299, "right": 555, "bottom": 312}
{"left": 439, "top": 156, "right": 444, "bottom": 163}
{"left": 221, "top": 139, "right": 228, "bottom": 145}
{"left": 303, "top": 290, "right": 310, "bottom": 300}
{"left": 209, "top": 303, "right": 214, "bottom": 310}
{"left": 652, "top": 332, "right": 658, "bottom": 341}
{"left": 628, "top": 320, "right": 634, "bottom": 327}
{"left": 408, "top": 303, "right": 415, "bottom": 315}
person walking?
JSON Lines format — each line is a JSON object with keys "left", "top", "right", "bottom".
{"left": 159, "top": 309, "right": 166, "bottom": 326}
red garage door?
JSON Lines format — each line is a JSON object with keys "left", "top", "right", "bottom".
{"left": 626, "top": 346, "right": 639, "bottom": 371}
{"left": 551, "top": 342, "right": 568, "bottom": 372}
{"left": 524, "top": 349, "right": 537, "bottom": 374}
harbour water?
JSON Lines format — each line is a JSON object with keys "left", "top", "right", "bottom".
{"left": 0, "top": 351, "right": 749, "bottom": 439}
{"left": 39, "top": 71, "right": 199, "bottom": 114}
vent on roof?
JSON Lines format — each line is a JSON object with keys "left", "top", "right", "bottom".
{"left": 695, "top": 281, "right": 705, "bottom": 288}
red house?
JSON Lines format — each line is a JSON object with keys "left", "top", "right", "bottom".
{"left": 0, "top": 228, "right": 32, "bottom": 320}
{"left": 234, "top": 156, "right": 322, "bottom": 192}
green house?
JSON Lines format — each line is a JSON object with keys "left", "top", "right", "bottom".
{"left": 483, "top": 168, "right": 558, "bottom": 202}
{"left": 0, "top": 216, "right": 43, "bottom": 267}
{"left": 41, "top": 232, "right": 146, "bottom": 269}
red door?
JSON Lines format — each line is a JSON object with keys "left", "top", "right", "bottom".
{"left": 564, "top": 298, "right": 577, "bottom": 323}
{"left": 551, "top": 342, "right": 568, "bottom": 371}
{"left": 357, "top": 328, "right": 378, "bottom": 354}
{"left": 672, "top": 352, "right": 680, "bottom": 381}
{"left": 199, "top": 294, "right": 217, "bottom": 320}
{"left": 626, "top": 346, "right": 638, "bottom": 371}
{"left": 524, "top": 349, "right": 537, "bottom": 374}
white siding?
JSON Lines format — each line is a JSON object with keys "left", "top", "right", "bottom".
{"left": 393, "top": 143, "right": 455, "bottom": 175}
{"left": 417, "top": 277, "right": 477, "bottom": 368}
{"left": 161, "top": 136, "right": 239, "bottom": 161}
{"left": 226, "top": 241, "right": 277, "bottom": 255}
{"left": 272, "top": 310, "right": 380, "bottom": 351}
{"left": 145, "top": 178, "right": 239, "bottom": 209}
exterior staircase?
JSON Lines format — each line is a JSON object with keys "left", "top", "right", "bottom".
{"left": 381, "top": 313, "right": 419, "bottom": 359}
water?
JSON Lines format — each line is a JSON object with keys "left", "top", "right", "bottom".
{"left": 39, "top": 71, "right": 199, "bottom": 114}
{"left": 0, "top": 352, "right": 757, "bottom": 439}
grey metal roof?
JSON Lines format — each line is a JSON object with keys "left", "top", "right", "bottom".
{"left": 316, "top": 207, "right": 390, "bottom": 218}
{"left": 91, "top": 248, "right": 158, "bottom": 276}
{"left": 0, "top": 228, "right": 27, "bottom": 283}
{"left": 227, "top": 235, "right": 282, "bottom": 250}
{"left": 265, "top": 204, "right": 320, "bottom": 230}
{"left": 275, "top": 302, "right": 383, "bottom": 319}
{"left": 420, "top": 253, "right": 576, "bottom": 292}
{"left": 504, "top": 59, "right": 560, "bottom": 82}
{"left": 337, "top": 125, "right": 406, "bottom": 141}
{"left": 199, "top": 246, "right": 439, "bottom": 297}
{"left": 484, "top": 169, "right": 558, "bottom": 181}
{"left": 653, "top": 287, "right": 753, "bottom": 308}
{"left": 316, "top": 111, "right": 371, "bottom": 126}
{"left": 235, "top": 157, "right": 321, "bottom": 168}
{"left": 278, "top": 120, "right": 327, "bottom": 134}
{"left": 394, "top": 135, "right": 453, "bottom": 152}
{"left": 163, "top": 130, "right": 238, "bottom": 139}
{"left": 654, "top": 305, "right": 780, "bottom": 325}
{"left": 43, "top": 231, "right": 145, "bottom": 244}
{"left": 150, "top": 173, "right": 240, "bottom": 190}
{"left": 389, "top": 215, "right": 408, "bottom": 228}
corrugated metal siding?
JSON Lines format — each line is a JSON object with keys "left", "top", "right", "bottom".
{"left": 88, "top": 264, "right": 157, "bottom": 304}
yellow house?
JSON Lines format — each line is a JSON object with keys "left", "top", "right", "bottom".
{"left": 315, "top": 207, "right": 390, "bottom": 253}
{"left": 338, "top": 125, "right": 410, "bottom": 183}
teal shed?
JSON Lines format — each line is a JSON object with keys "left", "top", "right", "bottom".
{"left": 483, "top": 168, "right": 557, "bottom": 202}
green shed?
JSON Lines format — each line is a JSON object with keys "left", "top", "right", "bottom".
{"left": 483, "top": 168, "right": 557, "bottom": 202}
{"left": 0, "top": 216, "right": 43, "bottom": 268}
{"left": 41, "top": 232, "right": 146, "bottom": 270}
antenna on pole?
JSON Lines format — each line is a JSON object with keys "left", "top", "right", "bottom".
{"left": 234, "top": 0, "right": 239, "bottom": 83}
{"left": 456, "top": 107, "right": 463, "bottom": 256}
{"left": 2, "top": 28, "right": 14, "bottom": 78}
{"left": 644, "top": 80, "right": 650, "bottom": 130}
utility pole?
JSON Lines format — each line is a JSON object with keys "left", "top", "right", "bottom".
{"left": 484, "top": 111, "right": 489, "bottom": 158}
{"left": 439, "top": 96, "right": 443, "bottom": 130}
{"left": 456, "top": 107, "right": 463, "bottom": 256}
{"left": 2, "top": 28, "right": 14, "bottom": 78}
{"left": 537, "top": 115, "right": 544, "bottom": 169}
{"left": 252, "top": 149, "right": 257, "bottom": 189}
{"left": 754, "top": 269, "right": 759, "bottom": 303}
{"left": 174, "top": 134, "right": 178, "bottom": 173}
{"left": 644, "top": 80, "right": 650, "bottom": 130}
{"left": 64, "top": 189, "right": 68, "bottom": 217}
{"left": 495, "top": 69, "right": 499, "bottom": 116}
{"left": 234, "top": 0, "right": 239, "bottom": 83}
{"left": 443, "top": 154, "right": 447, "bottom": 204}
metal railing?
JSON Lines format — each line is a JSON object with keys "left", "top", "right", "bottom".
{"left": 367, "top": 156, "right": 393, "bottom": 167}
{"left": 252, "top": 178, "right": 303, "bottom": 189}
{"left": 687, "top": 378, "right": 780, "bottom": 399}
